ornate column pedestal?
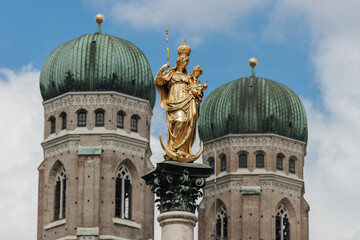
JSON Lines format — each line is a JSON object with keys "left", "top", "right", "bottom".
{"left": 158, "top": 211, "right": 198, "bottom": 240}
{"left": 142, "top": 160, "right": 212, "bottom": 240}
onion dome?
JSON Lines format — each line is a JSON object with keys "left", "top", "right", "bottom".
{"left": 39, "top": 14, "right": 156, "bottom": 108}
{"left": 198, "top": 58, "right": 308, "bottom": 143}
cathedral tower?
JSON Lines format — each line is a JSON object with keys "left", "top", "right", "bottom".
{"left": 197, "top": 59, "right": 309, "bottom": 240}
{"left": 37, "top": 15, "right": 155, "bottom": 240}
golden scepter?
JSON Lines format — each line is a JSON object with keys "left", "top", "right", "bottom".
{"left": 166, "top": 28, "right": 169, "bottom": 63}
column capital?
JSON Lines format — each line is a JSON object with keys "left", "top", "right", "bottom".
{"left": 142, "top": 160, "right": 212, "bottom": 213}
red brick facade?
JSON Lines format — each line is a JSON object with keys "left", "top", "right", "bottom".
{"left": 198, "top": 134, "right": 309, "bottom": 240}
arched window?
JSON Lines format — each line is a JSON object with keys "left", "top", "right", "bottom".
{"left": 54, "top": 166, "right": 66, "bottom": 220}
{"left": 289, "top": 159, "right": 295, "bottom": 174}
{"left": 95, "top": 110, "right": 105, "bottom": 126}
{"left": 239, "top": 154, "right": 247, "bottom": 168}
{"left": 60, "top": 112, "right": 67, "bottom": 130}
{"left": 277, "top": 155, "right": 283, "bottom": 170}
{"left": 130, "top": 116, "right": 138, "bottom": 132}
{"left": 50, "top": 117, "right": 56, "bottom": 134}
{"left": 256, "top": 153, "right": 264, "bottom": 168}
{"left": 208, "top": 157, "right": 215, "bottom": 173}
{"left": 216, "top": 205, "right": 228, "bottom": 239}
{"left": 115, "top": 165, "right": 132, "bottom": 219}
{"left": 78, "top": 111, "right": 86, "bottom": 127}
{"left": 220, "top": 155, "right": 226, "bottom": 172}
{"left": 117, "top": 112, "right": 124, "bottom": 129}
{"left": 276, "top": 204, "right": 290, "bottom": 240}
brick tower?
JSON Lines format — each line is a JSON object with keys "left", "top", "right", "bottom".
{"left": 197, "top": 59, "right": 309, "bottom": 240}
{"left": 37, "top": 15, "right": 155, "bottom": 240}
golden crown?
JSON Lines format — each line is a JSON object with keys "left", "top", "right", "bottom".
{"left": 177, "top": 39, "right": 191, "bottom": 57}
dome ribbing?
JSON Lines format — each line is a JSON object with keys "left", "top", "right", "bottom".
{"left": 198, "top": 76, "right": 308, "bottom": 142}
{"left": 40, "top": 33, "right": 156, "bottom": 108}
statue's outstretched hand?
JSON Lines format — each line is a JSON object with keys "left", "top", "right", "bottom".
{"left": 160, "top": 63, "right": 170, "bottom": 71}
{"left": 155, "top": 63, "right": 171, "bottom": 85}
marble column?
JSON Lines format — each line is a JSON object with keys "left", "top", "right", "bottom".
{"left": 158, "top": 211, "right": 198, "bottom": 240}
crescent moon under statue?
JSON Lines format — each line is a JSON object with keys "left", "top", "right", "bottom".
{"left": 160, "top": 133, "right": 204, "bottom": 163}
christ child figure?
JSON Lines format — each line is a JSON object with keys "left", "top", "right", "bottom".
{"left": 190, "top": 65, "right": 205, "bottom": 105}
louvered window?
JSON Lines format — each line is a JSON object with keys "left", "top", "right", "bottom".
{"left": 216, "top": 205, "right": 228, "bottom": 240}
{"left": 54, "top": 166, "right": 66, "bottom": 220}
{"left": 115, "top": 165, "right": 132, "bottom": 219}
{"left": 276, "top": 205, "right": 290, "bottom": 240}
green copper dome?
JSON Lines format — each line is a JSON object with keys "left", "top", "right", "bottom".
{"left": 40, "top": 31, "right": 156, "bottom": 108}
{"left": 198, "top": 75, "right": 308, "bottom": 143}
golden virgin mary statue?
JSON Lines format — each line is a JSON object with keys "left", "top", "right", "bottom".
{"left": 154, "top": 41, "right": 207, "bottom": 163}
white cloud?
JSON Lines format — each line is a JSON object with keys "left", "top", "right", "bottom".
{"left": 273, "top": 0, "right": 360, "bottom": 42}
{"left": 3, "top": 1, "right": 360, "bottom": 240}
{"left": 304, "top": 99, "right": 360, "bottom": 240}
{"left": 0, "top": 65, "right": 42, "bottom": 239}
{"left": 86, "top": 0, "right": 266, "bottom": 43}
{"left": 267, "top": 1, "right": 360, "bottom": 239}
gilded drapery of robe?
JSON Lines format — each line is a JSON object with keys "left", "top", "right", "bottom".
{"left": 155, "top": 69, "right": 199, "bottom": 157}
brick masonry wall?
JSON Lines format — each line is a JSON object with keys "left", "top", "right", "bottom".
{"left": 38, "top": 92, "right": 154, "bottom": 240}
{"left": 198, "top": 134, "right": 309, "bottom": 240}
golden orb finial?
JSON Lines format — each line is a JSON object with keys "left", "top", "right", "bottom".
{"left": 95, "top": 13, "right": 105, "bottom": 24}
{"left": 248, "top": 57, "right": 258, "bottom": 68}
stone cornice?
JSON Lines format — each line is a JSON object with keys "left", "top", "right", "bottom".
{"left": 101, "top": 140, "right": 147, "bottom": 158}
{"left": 43, "top": 140, "right": 80, "bottom": 158}
{"left": 42, "top": 133, "right": 80, "bottom": 148}
{"left": 204, "top": 180, "right": 242, "bottom": 197}
{"left": 42, "top": 132, "right": 151, "bottom": 158}
{"left": 259, "top": 173, "right": 304, "bottom": 188}
{"left": 43, "top": 128, "right": 148, "bottom": 144}
{"left": 203, "top": 172, "right": 304, "bottom": 197}
{"left": 260, "top": 174, "right": 304, "bottom": 196}
{"left": 43, "top": 91, "right": 152, "bottom": 122}
{"left": 203, "top": 173, "right": 243, "bottom": 197}
{"left": 203, "top": 134, "right": 306, "bottom": 157}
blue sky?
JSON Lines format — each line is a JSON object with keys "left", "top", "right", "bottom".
{"left": 1, "top": 0, "right": 360, "bottom": 239}
{"left": 1, "top": 0, "right": 317, "bottom": 99}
